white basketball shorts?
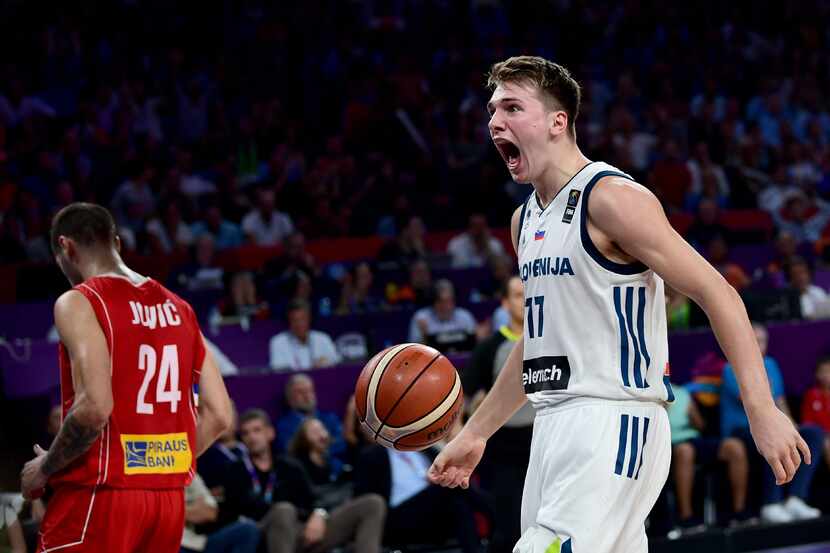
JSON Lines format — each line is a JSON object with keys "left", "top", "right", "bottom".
{"left": 516, "top": 398, "right": 671, "bottom": 553}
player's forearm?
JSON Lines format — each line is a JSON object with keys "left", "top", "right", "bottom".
{"left": 41, "top": 402, "right": 106, "bottom": 477}
{"left": 697, "top": 281, "right": 776, "bottom": 416}
{"left": 195, "top": 407, "right": 230, "bottom": 456}
{"left": 464, "top": 337, "right": 527, "bottom": 440}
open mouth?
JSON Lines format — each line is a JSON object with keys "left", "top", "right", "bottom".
{"left": 494, "top": 138, "right": 522, "bottom": 172}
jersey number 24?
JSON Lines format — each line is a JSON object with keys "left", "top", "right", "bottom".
{"left": 136, "top": 344, "right": 182, "bottom": 414}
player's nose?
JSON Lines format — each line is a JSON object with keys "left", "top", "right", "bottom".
{"left": 488, "top": 112, "right": 504, "bottom": 134}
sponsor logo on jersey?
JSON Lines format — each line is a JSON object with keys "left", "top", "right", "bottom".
{"left": 561, "top": 206, "right": 576, "bottom": 224}
{"left": 129, "top": 300, "right": 182, "bottom": 330}
{"left": 121, "top": 432, "right": 192, "bottom": 475}
{"left": 522, "top": 356, "right": 571, "bottom": 393}
{"left": 520, "top": 257, "right": 574, "bottom": 282}
{"left": 567, "top": 189, "right": 581, "bottom": 207}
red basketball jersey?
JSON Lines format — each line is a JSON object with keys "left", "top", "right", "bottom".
{"left": 50, "top": 275, "right": 205, "bottom": 490}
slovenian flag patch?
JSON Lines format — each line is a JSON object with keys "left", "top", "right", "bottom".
{"left": 534, "top": 230, "right": 545, "bottom": 241}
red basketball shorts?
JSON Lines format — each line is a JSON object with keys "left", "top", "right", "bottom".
{"left": 38, "top": 486, "right": 185, "bottom": 552}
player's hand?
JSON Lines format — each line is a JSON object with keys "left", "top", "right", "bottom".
{"left": 749, "top": 405, "right": 811, "bottom": 485}
{"left": 303, "top": 512, "right": 327, "bottom": 546}
{"left": 21, "top": 444, "right": 49, "bottom": 500}
{"left": 428, "top": 430, "right": 486, "bottom": 489}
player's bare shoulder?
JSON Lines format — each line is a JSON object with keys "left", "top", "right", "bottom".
{"left": 510, "top": 203, "right": 524, "bottom": 255}
{"left": 53, "top": 289, "right": 93, "bottom": 333}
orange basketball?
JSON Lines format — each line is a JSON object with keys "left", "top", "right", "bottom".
{"left": 354, "top": 343, "right": 463, "bottom": 451}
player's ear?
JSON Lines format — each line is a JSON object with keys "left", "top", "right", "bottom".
{"left": 114, "top": 234, "right": 122, "bottom": 253}
{"left": 548, "top": 110, "right": 568, "bottom": 138}
{"left": 58, "top": 236, "right": 73, "bottom": 259}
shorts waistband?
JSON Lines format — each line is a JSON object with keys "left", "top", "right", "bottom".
{"left": 534, "top": 396, "right": 667, "bottom": 417}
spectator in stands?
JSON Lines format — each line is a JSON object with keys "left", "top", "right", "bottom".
{"left": 773, "top": 188, "right": 830, "bottom": 243}
{"left": 242, "top": 186, "right": 294, "bottom": 247}
{"left": 173, "top": 234, "right": 224, "bottom": 292}
{"left": 354, "top": 445, "right": 490, "bottom": 553}
{"left": 0, "top": 496, "right": 26, "bottom": 553}
{"left": 377, "top": 215, "right": 428, "bottom": 269}
{"left": 215, "top": 271, "right": 268, "bottom": 319}
{"left": 386, "top": 259, "right": 434, "bottom": 308}
{"left": 191, "top": 205, "right": 244, "bottom": 250}
{"left": 686, "top": 142, "right": 731, "bottom": 203}
{"left": 276, "top": 374, "right": 347, "bottom": 461}
{"left": 649, "top": 139, "right": 692, "bottom": 212}
{"left": 788, "top": 257, "right": 830, "bottom": 319}
{"left": 462, "top": 275, "right": 530, "bottom": 552}
{"left": 801, "top": 357, "right": 830, "bottom": 470}
{"left": 181, "top": 473, "right": 260, "bottom": 553}
{"left": 447, "top": 213, "right": 506, "bottom": 269}
{"left": 288, "top": 417, "right": 346, "bottom": 486}
{"left": 110, "top": 160, "right": 156, "bottom": 233}
{"left": 145, "top": 201, "right": 193, "bottom": 255}
{"left": 685, "top": 198, "right": 730, "bottom": 250}
{"left": 706, "top": 235, "right": 750, "bottom": 291}
{"left": 342, "top": 395, "right": 371, "bottom": 465}
{"left": 721, "top": 323, "right": 824, "bottom": 523}
{"left": 228, "top": 409, "right": 385, "bottom": 553}
{"left": 265, "top": 231, "right": 318, "bottom": 282}
{"left": 198, "top": 400, "right": 247, "bottom": 489}
{"left": 408, "top": 279, "right": 476, "bottom": 353}
{"left": 269, "top": 300, "right": 340, "bottom": 371}
{"left": 668, "top": 384, "right": 750, "bottom": 532}
{"left": 336, "top": 262, "right": 383, "bottom": 315}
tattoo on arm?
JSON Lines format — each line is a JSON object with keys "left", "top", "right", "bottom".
{"left": 41, "top": 410, "right": 102, "bottom": 477}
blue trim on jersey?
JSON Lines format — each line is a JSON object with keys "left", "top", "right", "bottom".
{"left": 613, "top": 287, "right": 630, "bottom": 387}
{"left": 627, "top": 416, "right": 640, "bottom": 478}
{"left": 615, "top": 414, "right": 629, "bottom": 475}
{"left": 562, "top": 539, "right": 572, "bottom": 553}
{"left": 624, "top": 287, "right": 644, "bottom": 388}
{"left": 635, "top": 416, "right": 650, "bottom": 480}
{"left": 637, "top": 287, "right": 652, "bottom": 370}
{"left": 663, "top": 375, "right": 675, "bottom": 402}
{"left": 580, "top": 170, "right": 649, "bottom": 275}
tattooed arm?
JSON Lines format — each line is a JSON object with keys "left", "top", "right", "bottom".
{"left": 21, "top": 290, "right": 112, "bottom": 498}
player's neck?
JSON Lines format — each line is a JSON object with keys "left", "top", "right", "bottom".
{"left": 80, "top": 253, "right": 142, "bottom": 284}
{"left": 533, "top": 145, "right": 591, "bottom": 209}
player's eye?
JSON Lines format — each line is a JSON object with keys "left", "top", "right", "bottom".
{"left": 508, "top": 105, "right": 521, "bottom": 112}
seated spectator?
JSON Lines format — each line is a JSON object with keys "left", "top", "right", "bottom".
{"left": 720, "top": 323, "right": 824, "bottom": 523}
{"left": 685, "top": 198, "right": 730, "bottom": 250}
{"left": 667, "top": 384, "right": 750, "bottom": 533}
{"left": 198, "top": 401, "right": 247, "bottom": 489}
{"left": 801, "top": 357, "right": 830, "bottom": 470}
{"left": 788, "top": 257, "right": 830, "bottom": 319}
{"left": 462, "top": 275, "right": 531, "bottom": 553}
{"left": 276, "top": 374, "right": 347, "bottom": 461}
{"left": 686, "top": 142, "right": 731, "bottom": 201}
{"left": 447, "top": 213, "right": 506, "bottom": 268}
{"left": 110, "top": 160, "right": 156, "bottom": 233}
{"left": 336, "top": 262, "right": 383, "bottom": 315}
{"left": 386, "top": 259, "right": 434, "bottom": 308}
{"left": 354, "top": 445, "right": 491, "bottom": 553}
{"left": 648, "top": 139, "right": 692, "bottom": 212}
{"left": 705, "top": 235, "right": 750, "bottom": 291}
{"left": 215, "top": 272, "right": 269, "bottom": 319}
{"left": 172, "top": 235, "right": 225, "bottom": 292}
{"left": 191, "top": 205, "right": 244, "bottom": 250}
{"left": 408, "top": 280, "right": 476, "bottom": 353}
{"left": 288, "top": 417, "right": 346, "bottom": 486}
{"left": 378, "top": 216, "right": 428, "bottom": 269}
{"left": 225, "top": 409, "right": 385, "bottom": 553}
{"left": 181, "top": 473, "right": 260, "bottom": 553}
{"left": 145, "top": 201, "right": 193, "bottom": 255}
{"left": 0, "top": 496, "right": 26, "bottom": 553}
{"left": 269, "top": 300, "right": 340, "bottom": 371}
{"left": 342, "top": 395, "right": 372, "bottom": 465}
{"left": 773, "top": 188, "right": 830, "bottom": 243}
{"left": 264, "top": 231, "right": 318, "bottom": 282}
{"left": 242, "top": 186, "right": 293, "bottom": 246}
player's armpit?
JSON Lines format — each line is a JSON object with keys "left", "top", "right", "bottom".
{"left": 195, "top": 335, "right": 232, "bottom": 456}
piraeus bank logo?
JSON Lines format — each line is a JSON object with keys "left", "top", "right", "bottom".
{"left": 121, "top": 433, "right": 192, "bottom": 475}
{"left": 523, "top": 356, "right": 571, "bottom": 393}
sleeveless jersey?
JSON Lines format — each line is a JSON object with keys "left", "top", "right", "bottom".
{"left": 517, "top": 161, "right": 674, "bottom": 410}
{"left": 50, "top": 275, "right": 205, "bottom": 490}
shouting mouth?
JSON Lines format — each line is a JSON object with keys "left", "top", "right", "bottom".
{"left": 494, "top": 138, "right": 522, "bottom": 173}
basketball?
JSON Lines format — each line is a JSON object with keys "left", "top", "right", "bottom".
{"left": 354, "top": 343, "right": 464, "bottom": 451}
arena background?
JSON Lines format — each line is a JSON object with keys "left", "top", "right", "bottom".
{"left": 1, "top": 1, "right": 830, "bottom": 552}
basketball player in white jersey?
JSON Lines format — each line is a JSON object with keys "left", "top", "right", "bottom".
{"left": 427, "top": 56, "right": 812, "bottom": 553}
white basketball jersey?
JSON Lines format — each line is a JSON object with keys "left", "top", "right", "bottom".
{"left": 517, "top": 161, "right": 675, "bottom": 409}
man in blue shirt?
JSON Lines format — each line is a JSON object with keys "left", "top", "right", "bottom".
{"left": 721, "top": 323, "right": 824, "bottom": 523}
{"left": 276, "top": 373, "right": 347, "bottom": 462}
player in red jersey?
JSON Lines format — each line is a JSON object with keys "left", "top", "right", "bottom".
{"left": 20, "top": 202, "right": 233, "bottom": 552}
